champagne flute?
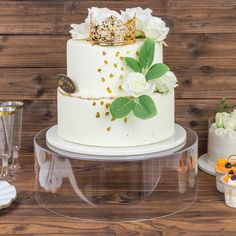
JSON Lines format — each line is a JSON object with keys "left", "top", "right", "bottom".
{"left": 0, "top": 106, "right": 15, "bottom": 180}
{"left": 1, "top": 101, "right": 24, "bottom": 171}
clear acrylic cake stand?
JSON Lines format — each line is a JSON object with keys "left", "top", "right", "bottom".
{"left": 34, "top": 126, "right": 198, "bottom": 222}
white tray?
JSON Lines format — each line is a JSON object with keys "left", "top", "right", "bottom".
{"left": 198, "top": 153, "right": 215, "bottom": 176}
{"left": 46, "top": 124, "right": 187, "bottom": 157}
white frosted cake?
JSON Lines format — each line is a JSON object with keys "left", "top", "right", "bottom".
{"left": 208, "top": 107, "right": 236, "bottom": 167}
{"left": 57, "top": 7, "right": 178, "bottom": 147}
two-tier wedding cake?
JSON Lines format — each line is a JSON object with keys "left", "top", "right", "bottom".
{"left": 55, "top": 7, "right": 179, "bottom": 148}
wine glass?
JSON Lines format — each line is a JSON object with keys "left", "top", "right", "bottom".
{"left": 1, "top": 101, "right": 24, "bottom": 172}
{"left": 0, "top": 106, "right": 15, "bottom": 180}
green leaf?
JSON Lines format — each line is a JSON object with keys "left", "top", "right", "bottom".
{"left": 220, "top": 97, "right": 227, "bottom": 105}
{"left": 110, "top": 97, "right": 134, "bottom": 118}
{"left": 133, "top": 95, "right": 157, "bottom": 119}
{"left": 139, "top": 38, "right": 155, "bottom": 69}
{"left": 125, "top": 57, "right": 142, "bottom": 73}
{"left": 146, "top": 63, "right": 170, "bottom": 81}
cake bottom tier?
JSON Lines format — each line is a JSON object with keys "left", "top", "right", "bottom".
{"left": 57, "top": 90, "right": 175, "bottom": 147}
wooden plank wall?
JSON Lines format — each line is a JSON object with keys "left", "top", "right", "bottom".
{"left": 0, "top": 0, "right": 236, "bottom": 154}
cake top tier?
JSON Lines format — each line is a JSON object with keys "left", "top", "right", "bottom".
{"left": 70, "top": 7, "right": 169, "bottom": 46}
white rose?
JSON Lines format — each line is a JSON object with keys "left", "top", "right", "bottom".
{"left": 155, "top": 71, "right": 178, "bottom": 93}
{"left": 215, "top": 112, "right": 224, "bottom": 128}
{"left": 121, "top": 7, "right": 153, "bottom": 32}
{"left": 87, "top": 7, "right": 123, "bottom": 25}
{"left": 224, "top": 117, "right": 236, "bottom": 129}
{"left": 215, "top": 128, "right": 226, "bottom": 136}
{"left": 221, "top": 112, "right": 230, "bottom": 128}
{"left": 142, "top": 17, "right": 169, "bottom": 42}
{"left": 122, "top": 72, "right": 155, "bottom": 97}
{"left": 70, "top": 23, "right": 90, "bottom": 40}
{"left": 231, "top": 109, "right": 236, "bottom": 119}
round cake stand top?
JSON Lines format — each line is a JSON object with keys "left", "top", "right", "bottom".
{"left": 34, "top": 126, "right": 198, "bottom": 222}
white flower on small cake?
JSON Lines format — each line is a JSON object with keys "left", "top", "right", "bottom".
{"left": 155, "top": 71, "right": 178, "bottom": 93}
{"left": 122, "top": 72, "right": 155, "bottom": 97}
{"left": 70, "top": 23, "right": 90, "bottom": 40}
{"left": 142, "top": 17, "right": 169, "bottom": 42}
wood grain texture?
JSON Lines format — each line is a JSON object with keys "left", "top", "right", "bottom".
{"left": 1, "top": 152, "right": 235, "bottom": 235}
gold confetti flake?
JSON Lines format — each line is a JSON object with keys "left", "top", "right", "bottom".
{"left": 92, "top": 102, "right": 96, "bottom": 106}
{"left": 101, "top": 77, "right": 105, "bottom": 82}
{"left": 113, "top": 63, "right": 118, "bottom": 68}
{"left": 111, "top": 117, "right": 116, "bottom": 122}
{"left": 126, "top": 51, "right": 130, "bottom": 54}
{"left": 118, "top": 85, "right": 123, "bottom": 91}
{"left": 102, "top": 51, "right": 106, "bottom": 56}
{"left": 104, "top": 60, "right": 108, "bottom": 64}
{"left": 96, "top": 112, "right": 100, "bottom": 118}
{"left": 107, "top": 87, "right": 112, "bottom": 94}
{"left": 116, "top": 52, "right": 120, "bottom": 57}
{"left": 124, "top": 117, "right": 128, "bottom": 123}
{"left": 106, "top": 127, "right": 111, "bottom": 132}
{"left": 98, "top": 68, "right": 102, "bottom": 73}
{"left": 105, "top": 112, "right": 110, "bottom": 116}
{"left": 121, "top": 67, "right": 125, "bottom": 71}
{"left": 100, "top": 101, "right": 104, "bottom": 105}
{"left": 120, "top": 56, "right": 124, "bottom": 61}
{"left": 136, "top": 51, "right": 140, "bottom": 56}
{"left": 105, "top": 103, "right": 110, "bottom": 109}
{"left": 119, "top": 75, "right": 124, "bottom": 80}
{"left": 109, "top": 74, "right": 114, "bottom": 78}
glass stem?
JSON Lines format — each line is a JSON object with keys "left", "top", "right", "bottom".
{"left": 1, "top": 157, "right": 9, "bottom": 179}
{"left": 11, "top": 150, "right": 19, "bottom": 169}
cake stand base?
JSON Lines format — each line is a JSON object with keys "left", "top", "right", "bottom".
{"left": 34, "top": 126, "right": 198, "bottom": 222}
{"left": 46, "top": 124, "right": 186, "bottom": 158}
{"left": 198, "top": 154, "right": 215, "bottom": 176}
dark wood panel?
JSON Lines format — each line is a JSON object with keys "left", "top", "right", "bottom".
{"left": 0, "top": 0, "right": 235, "bottom": 34}
{"left": 0, "top": 67, "right": 235, "bottom": 100}
{"left": 0, "top": 34, "right": 235, "bottom": 68}
{"left": 15, "top": 98, "right": 233, "bottom": 154}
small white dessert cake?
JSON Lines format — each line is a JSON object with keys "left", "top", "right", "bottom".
{"left": 208, "top": 105, "right": 236, "bottom": 166}
{"left": 57, "top": 7, "right": 178, "bottom": 147}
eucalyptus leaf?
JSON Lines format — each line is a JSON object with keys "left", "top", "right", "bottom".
{"left": 133, "top": 95, "right": 157, "bottom": 119}
{"left": 110, "top": 97, "right": 134, "bottom": 118}
{"left": 125, "top": 57, "right": 142, "bottom": 73}
{"left": 139, "top": 38, "right": 155, "bottom": 69}
{"left": 146, "top": 63, "right": 170, "bottom": 81}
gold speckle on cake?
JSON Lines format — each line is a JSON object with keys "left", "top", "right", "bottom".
{"left": 119, "top": 75, "right": 124, "bottom": 80}
{"left": 116, "top": 52, "right": 120, "bottom": 57}
{"left": 109, "top": 74, "right": 114, "bottom": 78}
{"left": 104, "top": 60, "right": 108, "bottom": 64}
{"left": 118, "top": 85, "right": 123, "bottom": 91}
{"left": 96, "top": 112, "right": 100, "bottom": 118}
{"left": 111, "top": 117, "right": 116, "bottom": 122}
{"left": 98, "top": 68, "right": 102, "bottom": 73}
{"left": 105, "top": 112, "right": 110, "bottom": 116}
{"left": 121, "top": 67, "right": 125, "bottom": 71}
{"left": 92, "top": 102, "right": 96, "bottom": 106}
{"left": 126, "top": 51, "right": 130, "bottom": 54}
{"left": 113, "top": 63, "right": 118, "bottom": 68}
{"left": 107, "top": 87, "right": 112, "bottom": 94}
{"left": 102, "top": 51, "right": 106, "bottom": 56}
{"left": 106, "top": 127, "right": 111, "bottom": 132}
{"left": 119, "top": 56, "right": 124, "bottom": 61}
{"left": 105, "top": 103, "right": 110, "bottom": 109}
{"left": 136, "top": 51, "right": 140, "bottom": 56}
{"left": 124, "top": 117, "right": 128, "bottom": 123}
{"left": 101, "top": 77, "right": 105, "bottom": 82}
{"left": 100, "top": 101, "right": 104, "bottom": 105}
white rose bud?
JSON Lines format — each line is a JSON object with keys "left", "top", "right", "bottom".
{"left": 122, "top": 72, "right": 155, "bottom": 97}
{"left": 224, "top": 117, "right": 236, "bottom": 129}
{"left": 225, "top": 128, "right": 236, "bottom": 139}
{"left": 142, "top": 17, "right": 169, "bottom": 42}
{"left": 70, "top": 23, "right": 90, "bottom": 40}
{"left": 155, "top": 71, "right": 178, "bottom": 93}
{"left": 221, "top": 112, "right": 230, "bottom": 128}
{"left": 215, "top": 128, "right": 226, "bottom": 136}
